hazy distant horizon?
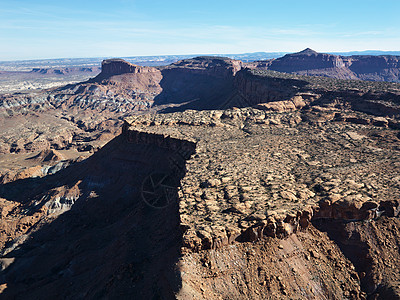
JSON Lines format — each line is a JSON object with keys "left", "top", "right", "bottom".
{"left": 2, "top": 49, "right": 400, "bottom": 65}
{"left": 1, "top": 0, "right": 399, "bottom": 61}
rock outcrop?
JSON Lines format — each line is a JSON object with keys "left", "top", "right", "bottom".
{"left": 252, "top": 48, "right": 400, "bottom": 82}
{"left": 269, "top": 48, "right": 348, "bottom": 72}
{"left": 27, "top": 149, "right": 65, "bottom": 163}
{"left": 166, "top": 56, "right": 243, "bottom": 78}
{"left": 237, "top": 68, "right": 400, "bottom": 118}
{"left": 255, "top": 96, "right": 306, "bottom": 112}
{"left": 1, "top": 58, "right": 400, "bottom": 160}
{"left": 4, "top": 104, "right": 400, "bottom": 298}
{"left": 124, "top": 107, "right": 400, "bottom": 254}
{"left": 30, "top": 67, "right": 100, "bottom": 75}
{"left": 94, "top": 58, "right": 159, "bottom": 80}
{"left": 2, "top": 54, "right": 400, "bottom": 299}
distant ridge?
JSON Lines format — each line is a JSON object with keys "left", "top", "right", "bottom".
{"left": 2, "top": 50, "right": 400, "bottom": 70}
{"left": 331, "top": 50, "right": 400, "bottom": 56}
{"left": 289, "top": 48, "right": 319, "bottom": 56}
{"left": 253, "top": 48, "right": 400, "bottom": 82}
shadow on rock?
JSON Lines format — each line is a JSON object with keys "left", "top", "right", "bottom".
{"left": 0, "top": 134, "right": 192, "bottom": 299}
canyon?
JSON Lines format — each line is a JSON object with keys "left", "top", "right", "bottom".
{"left": 0, "top": 53, "right": 400, "bottom": 299}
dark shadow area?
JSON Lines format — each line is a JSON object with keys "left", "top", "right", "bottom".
{"left": 231, "top": 69, "right": 312, "bottom": 106}
{"left": 313, "top": 218, "right": 400, "bottom": 299}
{"left": 153, "top": 68, "right": 312, "bottom": 113}
{"left": 0, "top": 133, "right": 195, "bottom": 299}
{"left": 348, "top": 56, "right": 395, "bottom": 75}
{"left": 312, "top": 219, "right": 373, "bottom": 290}
{"left": 153, "top": 68, "right": 239, "bottom": 113}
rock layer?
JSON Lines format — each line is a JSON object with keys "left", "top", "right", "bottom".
{"left": 252, "top": 48, "right": 400, "bottom": 82}
{"left": 2, "top": 55, "right": 400, "bottom": 299}
{"left": 95, "top": 58, "right": 160, "bottom": 80}
{"left": 124, "top": 106, "right": 400, "bottom": 253}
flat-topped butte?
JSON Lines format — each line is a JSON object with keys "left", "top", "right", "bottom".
{"left": 124, "top": 107, "right": 400, "bottom": 251}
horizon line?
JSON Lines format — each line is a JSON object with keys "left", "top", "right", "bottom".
{"left": 1, "top": 49, "right": 400, "bottom": 63}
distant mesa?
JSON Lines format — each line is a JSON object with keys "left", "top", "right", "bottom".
{"left": 31, "top": 68, "right": 64, "bottom": 75}
{"left": 94, "top": 58, "right": 157, "bottom": 81}
{"left": 268, "top": 48, "right": 346, "bottom": 73}
{"left": 30, "top": 67, "right": 100, "bottom": 75}
{"left": 169, "top": 56, "right": 243, "bottom": 78}
{"left": 252, "top": 48, "right": 400, "bottom": 82}
{"left": 93, "top": 56, "right": 243, "bottom": 83}
{"left": 3, "top": 47, "right": 400, "bottom": 300}
{"left": 101, "top": 58, "right": 141, "bottom": 75}
{"left": 172, "top": 56, "right": 238, "bottom": 66}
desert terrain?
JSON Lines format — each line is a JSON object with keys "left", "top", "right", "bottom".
{"left": 0, "top": 50, "right": 399, "bottom": 299}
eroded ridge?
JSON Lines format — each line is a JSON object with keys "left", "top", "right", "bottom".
{"left": 124, "top": 107, "right": 400, "bottom": 252}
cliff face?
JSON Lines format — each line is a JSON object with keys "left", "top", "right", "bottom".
{"left": 166, "top": 56, "right": 243, "bottom": 78}
{"left": 154, "top": 57, "right": 244, "bottom": 110}
{"left": 235, "top": 69, "right": 400, "bottom": 119}
{"left": 3, "top": 55, "right": 400, "bottom": 299}
{"left": 269, "top": 48, "right": 346, "bottom": 72}
{"left": 345, "top": 55, "right": 400, "bottom": 82}
{"left": 254, "top": 49, "right": 400, "bottom": 82}
{"left": 2, "top": 106, "right": 400, "bottom": 298}
{"left": 95, "top": 56, "right": 242, "bottom": 82}
{"left": 94, "top": 58, "right": 160, "bottom": 81}
{"left": 233, "top": 69, "right": 311, "bottom": 106}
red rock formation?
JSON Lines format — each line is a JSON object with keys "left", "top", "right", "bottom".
{"left": 94, "top": 58, "right": 159, "bottom": 81}
{"left": 167, "top": 56, "right": 243, "bottom": 78}
{"left": 253, "top": 48, "right": 400, "bottom": 82}
{"left": 270, "top": 48, "right": 347, "bottom": 72}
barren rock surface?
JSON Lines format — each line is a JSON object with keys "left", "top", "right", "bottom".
{"left": 0, "top": 55, "right": 400, "bottom": 299}
{"left": 125, "top": 107, "right": 400, "bottom": 253}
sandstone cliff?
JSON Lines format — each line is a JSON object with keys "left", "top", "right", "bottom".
{"left": 1, "top": 57, "right": 400, "bottom": 158}
{"left": 94, "top": 58, "right": 158, "bottom": 80}
{"left": 2, "top": 55, "right": 400, "bottom": 298}
{"left": 252, "top": 48, "right": 400, "bottom": 83}
{"left": 166, "top": 56, "right": 243, "bottom": 77}
{"left": 1, "top": 106, "right": 400, "bottom": 298}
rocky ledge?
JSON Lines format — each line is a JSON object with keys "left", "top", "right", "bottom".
{"left": 124, "top": 107, "right": 400, "bottom": 252}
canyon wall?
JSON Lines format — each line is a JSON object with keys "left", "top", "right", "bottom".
{"left": 253, "top": 48, "right": 400, "bottom": 82}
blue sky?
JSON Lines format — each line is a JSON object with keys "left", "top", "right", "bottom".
{"left": 0, "top": 0, "right": 399, "bottom": 60}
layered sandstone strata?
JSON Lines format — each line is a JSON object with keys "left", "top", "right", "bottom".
{"left": 251, "top": 48, "right": 400, "bottom": 82}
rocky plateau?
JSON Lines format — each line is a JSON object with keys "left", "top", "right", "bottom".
{"left": 250, "top": 48, "right": 400, "bottom": 83}
{"left": 0, "top": 52, "right": 400, "bottom": 299}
